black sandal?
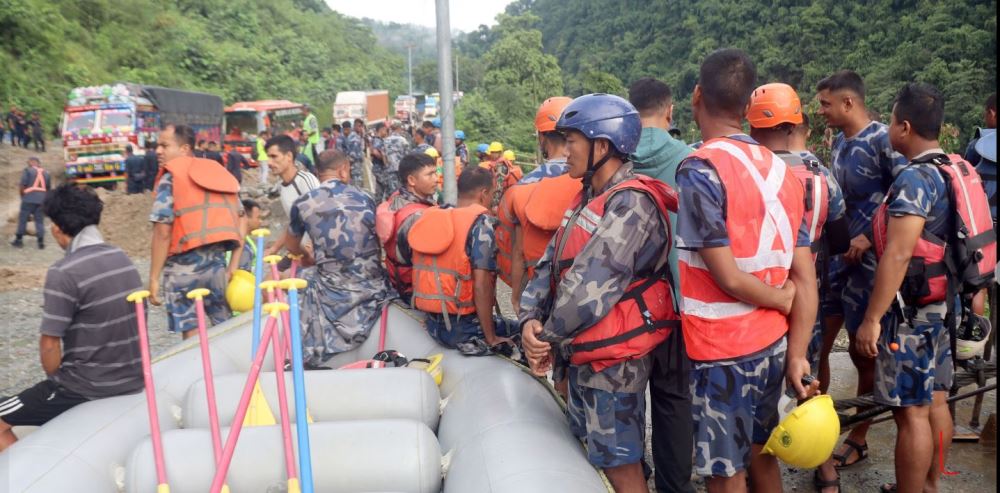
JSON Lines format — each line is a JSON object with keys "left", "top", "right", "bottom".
{"left": 813, "top": 470, "right": 840, "bottom": 492}
{"left": 832, "top": 438, "right": 868, "bottom": 469}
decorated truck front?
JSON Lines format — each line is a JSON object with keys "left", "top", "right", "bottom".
{"left": 223, "top": 100, "right": 304, "bottom": 165}
{"left": 61, "top": 84, "right": 223, "bottom": 185}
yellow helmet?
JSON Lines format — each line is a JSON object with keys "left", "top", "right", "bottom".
{"left": 424, "top": 147, "right": 440, "bottom": 158}
{"left": 762, "top": 395, "right": 839, "bottom": 468}
{"left": 502, "top": 150, "right": 515, "bottom": 161}
{"left": 225, "top": 270, "right": 256, "bottom": 312}
{"left": 488, "top": 141, "right": 504, "bottom": 153}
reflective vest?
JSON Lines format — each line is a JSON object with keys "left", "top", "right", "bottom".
{"left": 256, "top": 138, "right": 268, "bottom": 162}
{"left": 778, "top": 152, "right": 829, "bottom": 254}
{"left": 552, "top": 174, "right": 679, "bottom": 372}
{"left": 409, "top": 204, "right": 489, "bottom": 316}
{"left": 160, "top": 157, "right": 242, "bottom": 255}
{"left": 225, "top": 235, "right": 257, "bottom": 266}
{"left": 376, "top": 191, "right": 432, "bottom": 295}
{"left": 303, "top": 114, "right": 320, "bottom": 145}
{"left": 24, "top": 166, "right": 48, "bottom": 193}
{"left": 872, "top": 154, "right": 997, "bottom": 305}
{"left": 679, "top": 138, "right": 805, "bottom": 362}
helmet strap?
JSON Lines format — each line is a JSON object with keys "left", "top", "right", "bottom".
{"left": 582, "top": 140, "right": 613, "bottom": 204}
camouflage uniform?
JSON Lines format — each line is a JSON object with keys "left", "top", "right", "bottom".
{"left": 346, "top": 132, "right": 365, "bottom": 189}
{"left": 873, "top": 151, "right": 954, "bottom": 407}
{"left": 370, "top": 135, "right": 390, "bottom": 202}
{"left": 287, "top": 178, "right": 396, "bottom": 366}
{"left": 674, "top": 135, "right": 811, "bottom": 478}
{"left": 150, "top": 172, "right": 233, "bottom": 333}
{"left": 456, "top": 143, "right": 469, "bottom": 168}
{"left": 383, "top": 132, "right": 411, "bottom": 196}
{"left": 519, "top": 157, "right": 568, "bottom": 184}
{"left": 825, "top": 122, "right": 907, "bottom": 334}
{"left": 519, "top": 163, "right": 670, "bottom": 469}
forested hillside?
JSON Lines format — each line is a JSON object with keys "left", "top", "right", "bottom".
{"left": 0, "top": 0, "right": 404, "bottom": 127}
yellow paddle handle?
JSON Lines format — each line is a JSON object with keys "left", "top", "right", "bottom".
{"left": 250, "top": 228, "right": 271, "bottom": 238}
{"left": 263, "top": 254, "right": 283, "bottom": 265}
{"left": 126, "top": 290, "right": 150, "bottom": 303}
{"left": 263, "top": 302, "right": 289, "bottom": 317}
{"left": 279, "top": 278, "right": 307, "bottom": 291}
{"left": 185, "top": 288, "right": 211, "bottom": 300}
{"left": 259, "top": 280, "right": 280, "bottom": 293}
{"left": 287, "top": 253, "right": 303, "bottom": 260}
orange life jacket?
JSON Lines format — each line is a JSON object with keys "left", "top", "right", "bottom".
{"left": 375, "top": 191, "right": 433, "bottom": 295}
{"left": 409, "top": 204, "right": 489, "bottom": 316}
{"left": 872, "top": 154, "right": 997, "bottom": 305}
{"left": 552, "top": 174, "right": 679, "bottom": 372}
{"left": 679, "top": 138, "right": 805, "bottom": 362}
{"left": 435, "top": 156, "right": 463, "bottom": 189}
{"left": 780, "top": 153, "right": 829, "bottom": 255}
{"left": 160, "top": 157, "right": 241, "bottom": 255}
{"left": 496, "top": 182, "right": 536, "bottom": 285}
{"left": 24, "top": 166, "right": 48, "bottom": 193}
{"left": 521, "top": 174, "right": 582, "bottom": 278}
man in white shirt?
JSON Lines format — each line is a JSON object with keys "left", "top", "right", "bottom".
{"left": 264, "top": 134, "right": 320, "bottom": 258}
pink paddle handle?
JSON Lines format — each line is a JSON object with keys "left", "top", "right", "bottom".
{"left": 193, "top": 298, "right": 224, "bottom": 465}
{"left": 272, "top": 313, "right": 298, "bottom": 482}
{"left": 134, "top": 300, "right": 169, "bottom": 488}
{"left": 268, "top": 265, "right": 294, "bottom": 357}
{"left": 378, "top": 304, "right": 388, "bottom": 353}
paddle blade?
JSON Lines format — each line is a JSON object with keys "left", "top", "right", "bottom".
{"left": 243, "top": 381, "right": 276, "bottom": 427}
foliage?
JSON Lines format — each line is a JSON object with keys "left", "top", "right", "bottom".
{"left": 0, "top": 0, "right": 405, "bottom": 129}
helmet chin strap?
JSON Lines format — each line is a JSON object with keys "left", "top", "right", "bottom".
{"left": 582, "top": 140, "right": 614, "bottom": 204}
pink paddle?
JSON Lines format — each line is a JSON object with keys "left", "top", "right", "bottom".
{"left": 186, "top": 289, "right": 227, "bottom": 492}
{"left": 127, "top": 290, "right": 170, "bottom": 493}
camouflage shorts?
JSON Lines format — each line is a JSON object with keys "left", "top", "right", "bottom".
{"left": 424, "top": 314, "right": 520, "bottom": 357}
{"left": 874, "top": 303, "right": 953, "bottom": 407}
{"left": 691, "top": 340, "right": 786, "bottom": 478}
{"left": 162, "top": 248, "right": 231, "bottom": 334}
{"left": 822, "top": 253, "right": 877, "bottom": 334}
{"left": 566, "top": 365, "right": 646, "bottom": 469}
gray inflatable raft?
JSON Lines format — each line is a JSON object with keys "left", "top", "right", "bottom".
{"left": 0, "top": 303, "right": 609, "bottom": 492}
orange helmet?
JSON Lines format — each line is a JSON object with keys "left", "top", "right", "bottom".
{"left": 535, "top": 97, "right": 573, "bottom": 133}
{"left": 748, "top": 83, "right": 803, "bottom": 129}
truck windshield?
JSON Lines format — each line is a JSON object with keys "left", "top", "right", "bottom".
{"left": 64, "top": 111, "right": 97, "bottom": 133}
{"left": 101, "top": 109, "right": 133, "bottom": 128}
{"left": 225, "top": 112, "right": 257, "bottom": 138}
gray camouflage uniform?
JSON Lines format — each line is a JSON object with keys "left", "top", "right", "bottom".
{"left": 347, "top": 132, "right": 365, "bottom": 189}
{"left": 383, "top": 132, "right": 410, "bottom": 195}
{"left": 288, "top": 178, "right": 396, "bottom": 366}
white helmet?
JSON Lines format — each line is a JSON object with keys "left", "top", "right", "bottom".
{"left": 956, "top": 314, "right": 992, "bottom": 361}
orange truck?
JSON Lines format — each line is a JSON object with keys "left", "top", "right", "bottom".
{"left": 223, "top": 100, "right": 305, "bottom": 165}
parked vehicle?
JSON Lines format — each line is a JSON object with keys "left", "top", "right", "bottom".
{"left": 224, "top": 100, "right": 304, "bottom": 164}
{"left": 334, "top": 90, "right": 390, "bottom": 128}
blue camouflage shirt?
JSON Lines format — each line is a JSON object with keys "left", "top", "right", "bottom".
{"left": 885, "top": 151, "right": 951, "bottom": 245}
{"left": 346, "top": 133, "right": 364, "bottom": 166}
{"left": 519, "top": 158, "right": 569, "bottom": 185}
{"left": 830, "top": 122, "right": 908, "bottom": 238}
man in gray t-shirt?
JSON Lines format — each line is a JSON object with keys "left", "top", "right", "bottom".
{"left": 0, "top": 185, "right": 143, "bottom": 452}
{"left": 11, "top": 157, "right": 51, "bottom": 249}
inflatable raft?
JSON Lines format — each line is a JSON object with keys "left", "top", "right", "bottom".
{"left": 1, "top": 302, "right": 610, "bottom": 492}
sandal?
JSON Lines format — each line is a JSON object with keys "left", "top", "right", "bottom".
{"left": 832, "top": 438, "right": 868, "bottom": 469}
{"left": 879, "top": 483, "right": 897, "bottom": 492}
{"left": 813, "top": 470, "right": 840, "bottom": 492}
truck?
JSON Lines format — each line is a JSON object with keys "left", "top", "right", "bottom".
{"left": 333, "top": 90, "right": 390, "bottom": 128}
{"left": 223, "top": 100, "right": 305, "bottom": 164}
{"left": 394, "top": 95, "right": 417, "bottom": 124}
{"left": 61, "top": 83, "right": 223, "bottom": 186}
{"left": 423, "top": 94, "right": 439, "bottom": 119}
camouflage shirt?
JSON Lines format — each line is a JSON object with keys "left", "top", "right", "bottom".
{"left": 885, "top": 151, "right": 951, "bottom": 247}
{"left": 384, "top": 133, "right": 411, "bottom": 172}
{"left": 347, "top": 133, "right": 364, "bottom": 166}
{"left": 520, "top": 157, "right": 569, "bottom": 184}
{"left": 456, "top": 143, "right": 469, "bottom": 167}
{"left": 371, "top": 135, "right": 385, "bottom": 166}
{"left": 288, "top": 178, "right": 395, "bottom": 364}
{"left": 830, "top": 121, "right": 908, "bottom": 238}
{"left": 519, "top": 163, "right": 669, "bottom": 393}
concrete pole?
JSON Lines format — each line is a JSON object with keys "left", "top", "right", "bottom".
{"left": 435, "top": 0, "right": 457, "bottom": 205}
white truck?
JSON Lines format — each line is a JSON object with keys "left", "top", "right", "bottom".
{"left": 333, "top": 90, "right": 389, "bottom": 127}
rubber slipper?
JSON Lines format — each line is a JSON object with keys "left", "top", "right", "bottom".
{"left": 833, "top": 438, "right": 868, "bottom": 469}
{"left": 813, "top": 469, "right": 840, "bottom": 492}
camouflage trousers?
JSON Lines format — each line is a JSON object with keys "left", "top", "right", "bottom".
{"left": 822, "top": 252, "right": 877, "bottom": 334}
{"left": 371, "top": 162, "right": 398, "bottom": 203}
{"left": 567, "top": 365, "right": 646, "bottom": 469}
{"left": 874, "top": 302, "right": 953, "bottom": 407}
{"left": 350, "top": 159, "right": 365, "bottom": 190}
{"left": 423, "top": 313, "right": 521, "bottom": 358}
{"left": 162, "top": 247, "right": 231, "bottom": 334}
{"left": 691, "top": 339, "right": 786, "bottom": 478}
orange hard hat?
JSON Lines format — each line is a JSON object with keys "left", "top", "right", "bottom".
{"left": 535, "top": 96, "right": 573, "bottom": 133}
{"left": 748, "top": 83, "right": 804, "bottom": 129}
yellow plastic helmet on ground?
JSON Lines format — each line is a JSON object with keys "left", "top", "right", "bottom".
{"left": 488, "top": 141, "right": 504, "bottom": 153}
{"left": 226, "top": 270, "right": 255, "bottom": 312}
{"left": 762, "top": 394, "right": 839, "bottom": 468}
{"left": 502, "top": 150, "right": 515, "bottom": 161}
{"left": 424, "top": 147, "right": 440, "bottom": 158}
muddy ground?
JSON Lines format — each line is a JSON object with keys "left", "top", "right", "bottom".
{"left": 1, "top": 141, "right": 995, "bottom": 491}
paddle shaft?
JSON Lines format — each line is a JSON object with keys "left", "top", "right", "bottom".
{"left": 287, "top": 286, "right": 314, "bottom": 493}
{"left": 250, "top": 235, "right": 265, "bottom": 358}
{"left": 267, "top": 264, "right": 293, "bottom": 356}
{"left": 193, "top": 297, "right": 224, "bottom": 465}
{"left": 271, "top": 307, "right": 299, "bottom": 485}
{"left": 133, "top": 300, "right": 170, "bottom": 491}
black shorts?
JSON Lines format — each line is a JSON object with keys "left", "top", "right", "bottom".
{"left": 0, "top": 380, "right": 89, "bottom": 426}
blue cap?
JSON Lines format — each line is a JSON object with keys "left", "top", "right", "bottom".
{"left": 555, "top": 93, "right": 641, "bottom": 154}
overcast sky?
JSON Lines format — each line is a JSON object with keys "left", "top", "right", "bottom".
{"left": 325, "top": 0, "right": 512, "bottom": 32}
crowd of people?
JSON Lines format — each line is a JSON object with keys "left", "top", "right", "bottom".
{"left": 2, "top": 104, "right": 47, "bottom": 151}
{"left": 2, "top": 46, "right": 997, "bottom": 493}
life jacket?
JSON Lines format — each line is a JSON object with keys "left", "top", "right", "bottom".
{"left": 779, "top": 153, "right": 829, "bottom": 254}
{"left": 23, "top": 166, "right": 48, "bottom": 193}
{"left": 521, "top": 174, "right": 582, "bottom": 279}
{"left": 551, "top": 174, "right": 679, "bottom": 372}
{"left": 495, "top": 182, "right": 537, "bottom": 286}
{"left": 225, "top": 235, "right": 257, "bottom": 266}
{"left": 679, "top": 138, "right": 805, "bottom": 362}
{"left": 376, "top": 191, "right": 432, "bottom": 295}
{"left": 159, "top": 157, "right": 241, "bottom": 255}
{"left": 435, "top": 157, "right": 463, "bottom": 190}
{"left": 872, "top": 154, "right": 997, "bottom": 305}
{"left": 409, "top": 204, "right": 489, "bottom": 316}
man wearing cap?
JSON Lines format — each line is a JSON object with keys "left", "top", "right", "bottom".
{"left": 12, "top": 156, "right": 52, "bottom": 249}
{"left": 455, "top": 130, "right": 469, "bottom": 168}
{"left": 383, "top": 121, "right": 412, "bottom": 195}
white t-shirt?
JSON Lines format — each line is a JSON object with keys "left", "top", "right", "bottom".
{"left": 280, "top": 170, "right": 320, "bottom": 217}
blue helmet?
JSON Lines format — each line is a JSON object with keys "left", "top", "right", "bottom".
{"left": 455, "top": 130, "right": 466, "bottom": 140}
{"left": 476, "top": 143, "right": 489, "bottom": 154}
{"left": 432, "top": 117, "right": 441, "bottom": 128}
{"left": 555, "top": 93, "right": 641, "bottom": 155}
{"left": 975, "top": 128, "right": 996, "bottom": 162}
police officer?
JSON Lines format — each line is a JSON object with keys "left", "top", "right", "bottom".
{"left": 405, "top": 167, "right": 518, "bottom": 356}
{"left": 302, "top": 104, "right": 320, "bottom": 165}
{"left": 124, "top": 145, "right": 147, "bottom": 194}
{"left": 284, "top": 150, "right": 394, "bottom": 367}
{"left": 520, "top": 94, "right": 678, "bottom": 493}
{"left": 347, "top": 119, "right": 366, "bottom": 189}
{"left": 454, "top": 130, "right": 469, "bottom": 168}
{"left": 383, "top": 121, "right": 412, "bottom": 194}
{"left": 378, "top": 152, "right": 437, "bottom": 302}
{"left": 370, "top": 123, "right": 390, "bottom": 201}
{"left": 149, "top": 124, "right": 242, "bottom": 339}
{"left": 12, "top": 157, "right": 51, "bottom": 249}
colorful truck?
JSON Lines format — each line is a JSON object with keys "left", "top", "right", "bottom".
{"left": 333, "top": 90, "right": 390, "bottom": 127}
{"left": 60, "top": 83, "right": 223, "bottom": 186}
{"left": 223, "top": 100, "right": 305, "bottom": 164}
{"left": 394, "top": 95, "right": 417, "bottom": 125}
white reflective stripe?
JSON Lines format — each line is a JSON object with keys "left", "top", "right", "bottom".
{"left": 808, "top": 174, "right": 822, "bottom": 242}
{"left": 678, "top": 248, "right": 791, "bottom": 273}
{"left": 680, "top": 295, "right": 756, "bottom": 319}
{"left": 577, "top": 207, "right": 601, "bottom": 235}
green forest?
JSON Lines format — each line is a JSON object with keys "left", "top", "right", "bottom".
{"left": 2, "top": 0, "right": 995, "bottom": 157}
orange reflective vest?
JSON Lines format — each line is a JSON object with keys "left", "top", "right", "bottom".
{"left": 160, "top": 157, "right": 241, "bottom": 255}
{"left": 679, "top": 138, "right": 805, "bottom": 362}
{"left": 24, "top": 166, "right": 48, "bottom": 193}
{"left": 376, "top": 191, "right": 432, "bottom": 295}
{"left": 409, "top": 204, "right": 489, "bottom": 316}
{"left": 552, "top": 174, "right": 679, "bottom": 372}
{"left": 780, "top": 153, "right": 829, "bottom": 255}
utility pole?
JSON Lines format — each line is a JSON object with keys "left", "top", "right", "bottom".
{"left": 407, "top": 44, "right": 414, "bottom": 96}
{"left": 454, "top": 52, "right": 460, "bottom": 94}
{"left": 435, "top": 0, "right": 456, "bottom": 205}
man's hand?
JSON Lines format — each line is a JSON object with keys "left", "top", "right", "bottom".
{"left": 521, "top": 319, "right": 550, "bottom": 358}
{"left": 844, "top": 234, "right": 872, "bottom": 264}
{"left": 149, "top": 278, "right": 163, "bottom": 306}
{"left": 855, "top": 318, "right": 881, "bottom": 359}
{"left": 785, "top": 356, "right": 820, "bottom": 400}
{"left": 778, "top": 279, "right": 797, "bottom": 316}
